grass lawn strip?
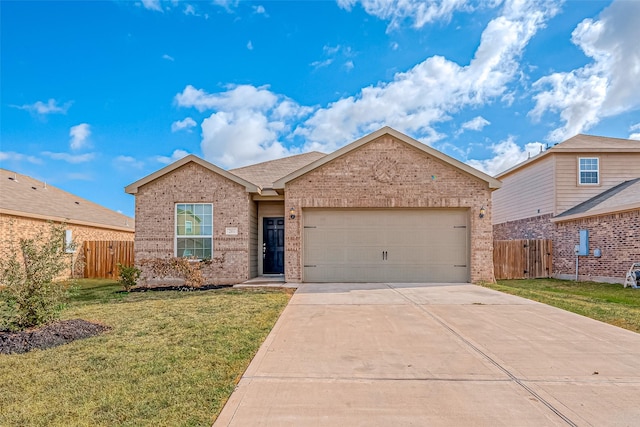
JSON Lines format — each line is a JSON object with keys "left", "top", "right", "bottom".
{"left": 485, "top": 279, "right": 640, "bottom": 333}
{"left": 0, "top": 280, "right": 292, "bottom": 427}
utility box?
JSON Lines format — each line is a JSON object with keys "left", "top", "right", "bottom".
{"left": 578, "top": 229, "right": 589, "bottom": 256}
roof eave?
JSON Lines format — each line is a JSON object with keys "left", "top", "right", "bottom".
{"left": 551, "top": 202, "right": 640, "bottom": 223}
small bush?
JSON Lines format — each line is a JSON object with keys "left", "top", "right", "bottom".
{"left": 139, "top": 257, "right": 206, "bottom": 287}
{"left": 0, "top": 223, "right": 74, "bottom": 330}
{"left": 117, "top": 264, "right": 142, "bottom": 291}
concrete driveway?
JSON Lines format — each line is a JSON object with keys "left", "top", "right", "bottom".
{"left": 214, "top": 283, "right": 640, "bottom": 426}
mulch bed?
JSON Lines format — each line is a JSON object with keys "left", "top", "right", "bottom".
{"left": 0, "top": 319, "right": 110, "bottom": 355}
{"left": 129, "top": 284, "right": 233, "bottom": 292}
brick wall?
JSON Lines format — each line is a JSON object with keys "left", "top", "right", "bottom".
{"left": 284, "top": 135, "right": 496, "bottom": 283}
{"left": 493, "top": 210, "right": 640, "bottom": 283}
{"left": 0, "top": 213, "right": 134, "bottom": 278}
{"left": 493, "top": 214, "right": 554, "bottom": 240}
{"left": 134, "top": 162, "right": 251, "bottom": 285}
{"left": 554, "top": 210, "right": 640, "bottom": 283}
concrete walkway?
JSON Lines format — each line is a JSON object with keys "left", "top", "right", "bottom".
{"left": 214, "top": 283, "right": 640, "bottom": 426}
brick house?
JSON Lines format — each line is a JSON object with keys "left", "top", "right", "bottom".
{"left": 0, "top": 169, "right": 135, "bottom": 278}
{"left": 492, "top": 134, "right": 640, "bottom": 283}
{"left": 126, "top": 127, "right": 501, "bottom": 284}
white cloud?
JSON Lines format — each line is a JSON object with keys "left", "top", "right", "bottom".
{"left": 176, "top": 84, "right": 313, "bottom": 168}
{"left": 155, "top": 149, "right": 190, "bottom": 164}
{"left": 253, "top": 5, "right": 266, "bottom": 15}
{"left": 175, "top": 84, "right": 279, "bottom": 113}
{"left": 630, "top": 123, "right": 640, "bottom": 141}
{"left": 461, "top": 116, "right": 490, "bottom": 132}
{"left": 69, "top": 123, "right": 91, "bottom": 150}
{"left": 467, "top": 137, "right": 545, "bottom": 176}
{"left": 162, "top": 54, "right": 175, "bottom": 61}
{"left": 311, "top": 58, "right": 333, "bottom": 69}
{"left": 337, "top": 0, "right": 475, "bottom": 30}
{"left": 184, "top": 4, "right": 197, "bottom": 15}
{"left": 114, "top": 155, "right": 144, "bottom": 169}
{"left": 530, "top": 0, "right": 640, "bottom": 142}
{"left": 42, "top": 151, "right": 95, "bottom": 163}
{"left": 344, "top": 60, "right": 355, "bottom": 71}
{"left": 171, "top": 117, "right": 197, "bottom": 132}
{"left": 12, "top": 98, "right": 72, "bottom": 115}
{"left": 295, "top": 1, "right": 559, "bottom": 150}
{"left": 247, "top": 40, "right": 253, "bottom": 50}
{"left": 141, "top": 0, "right": 163, "bottom": 12}
{"left": 0, "top": 151, "right": 42, "bottom": 164}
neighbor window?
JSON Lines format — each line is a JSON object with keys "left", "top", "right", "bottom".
{"left": 175, "top": 203, "right": 212, "bottom": 259}
{"left": 578, "top": 158, "right": 599, "bottom": 185}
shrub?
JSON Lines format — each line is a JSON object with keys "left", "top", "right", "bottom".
{"left": 139, "top": 257, "right": 206, "bottom": 288}
{"left": 117, "top": 263, "right": 142, "bottom": 291}
{"left": 0, "top": 223, "right": 74, "bottom": 330}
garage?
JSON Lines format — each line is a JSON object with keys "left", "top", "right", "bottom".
{"left": 303, "top": 209, "right": 470, "bottom": 282}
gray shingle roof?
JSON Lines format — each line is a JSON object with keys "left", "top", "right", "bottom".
{"left": 229, "top": 151, "right": 326, "bottom": 188}
{"left": 555, "top": 178, "right": 640, "bottom": 219}
{"left": 0, "top": 168, "right": 134, "bottom": 231}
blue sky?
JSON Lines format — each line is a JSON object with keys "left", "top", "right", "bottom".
{"left": 2, "top": 0, "right": 639, "bottom": 218}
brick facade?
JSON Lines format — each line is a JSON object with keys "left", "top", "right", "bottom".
{"left": 494, "top": 210, "right": 640, "bottom": 283}
{"left": 134, "top": 162, "right": 251, "bottom": 284}
{"left": 284, "top": 135, "right": 496, "bottom": 283}
{"left": 0, "top": 213, "right": 134, "bottom": 278}
{"left": 554, "top": 210, "right": 640, "bottom": 283}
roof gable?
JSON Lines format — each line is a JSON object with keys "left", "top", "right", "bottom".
{"left": 497, "top": 134, "right": 640, "bottom": 178}
{"left": 125, "top": 155, "right": 259, "bottom": 194}
{"left": 272, "top": 126, "right": 501, "bottom": 189}
{"left": 0, "top": 169, "right": 134, "bottom": 231}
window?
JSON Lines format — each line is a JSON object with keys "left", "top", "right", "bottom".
{"left": 176, "top": 203, "right": 212, "bottom": 259}
{"left": 579, "top": 158, "right": 599, "bottom": 185}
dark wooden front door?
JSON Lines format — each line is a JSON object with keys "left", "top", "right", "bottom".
{"left": 263, "top": 217, "right": 285, "bottom": 274}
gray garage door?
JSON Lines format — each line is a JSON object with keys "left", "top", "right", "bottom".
{"left": 303, "top": 209, "right": 469, "bottom": 283}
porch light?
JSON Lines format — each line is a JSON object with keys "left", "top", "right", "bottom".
{"left": 479, "top": 206, "right": 486, "bottom": 219}
{"left": 289, "top": 207, "right": 296, "bottom": 219}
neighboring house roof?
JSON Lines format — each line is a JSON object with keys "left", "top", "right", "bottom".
{"left": 0, "top": 168, "right": 134, "bottom": 231}
{"left": 497, "top": 134, "right": 640, "bottom": 179}
{"left": 273, "top": 126, "right": 502, "bottom": 189}
{"left": 552, "top": 178, "right": 640, "bottom": 222}
{"left": 230, "top": 151, "right": 326, "bottom": 189}
{"left": 125, "top": 155, "right": 260, "bottom": 194}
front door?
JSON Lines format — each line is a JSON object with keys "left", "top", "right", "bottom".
{"left": 263, "top": 217, "right": 285, "bottom": 274}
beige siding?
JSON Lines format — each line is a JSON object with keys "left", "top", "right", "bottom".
{"left": 257, "top": 202, "right": 285, "bottom": 275}
{"left": 492, "top": 156, "right": 555, "bottom": 224}
{"left": 555, "top": 153, "right": 640, "bottom": 214}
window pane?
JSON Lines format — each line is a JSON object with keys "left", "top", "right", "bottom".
{"left": 176, "top": 203, "right": 213, "bottom": 258}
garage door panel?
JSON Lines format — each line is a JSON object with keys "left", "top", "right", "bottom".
{"left": 303, "top": 209, "right": 469, "bottom": 283}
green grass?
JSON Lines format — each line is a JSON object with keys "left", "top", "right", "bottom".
{"left": 0, "top": 279, "right": 293, "bottom": 426}
{"left": 483, "top": 278, "right": 640, "bottom": 333}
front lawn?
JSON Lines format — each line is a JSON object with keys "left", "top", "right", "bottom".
{"left": 0, "top": 279, "right": 292, "bottom": 426}
{"left": 484, "top": 279, "right": 640, "bottom": 333}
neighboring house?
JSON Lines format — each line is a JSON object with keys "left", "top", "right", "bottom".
{"left": 0, "top": 169, "right": 135, "bottom": 277}
{"left": 126, "top": 127, "right": 501, "bottom": 285}
{"left": 492, "top": 134, "right": 640, "bottom": 283}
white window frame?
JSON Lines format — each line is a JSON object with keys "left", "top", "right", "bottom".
{"left": 578, "top": 157, "right": 599, "bottom": 185}
{"left": 175, "top": 203, "right": 213, "bottom": 259}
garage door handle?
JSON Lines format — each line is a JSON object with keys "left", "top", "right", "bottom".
{"left": 382, "top": 251, "right": 388, "bottom": 261}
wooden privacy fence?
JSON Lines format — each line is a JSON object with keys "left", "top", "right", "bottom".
{"left": 494, "top": 239, "right": 552, "bottom": 280}
{"left": 83, "top": 241, "right": 134, "bottom": 279}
